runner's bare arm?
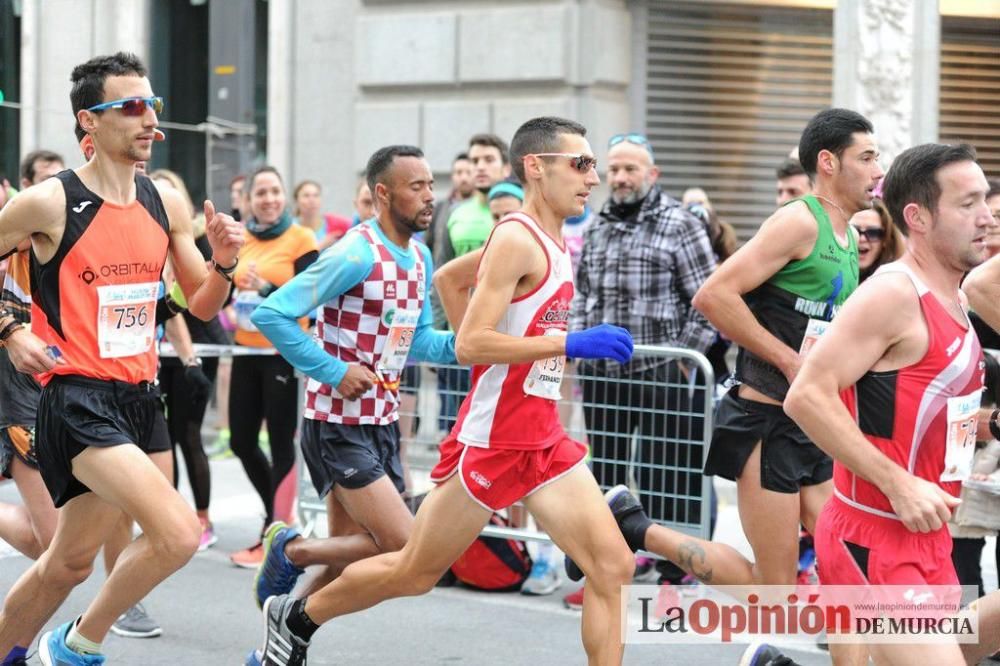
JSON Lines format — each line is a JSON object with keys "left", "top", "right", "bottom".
{"left": 163, "top": 190, "right": 243, "bottom": 321}
{"left": 432, "top": 248, "right": 482, "bottom": 333}
{"left": 456, "top": 223, "right": 565, "bottom": 365}
{"left": 0, "top": 178, "right": 64, "bottom": 258}
{"left": 692, "top": 202, "right": 818, "bottom": 383}
{"left": 785, "top": 275, "right": 961, "bottom": 532}
{"left": 963, "top": 254, "right": 1000, "bottom": 332}
{"left": 0, "top": 181, "right": 66, "bottom": 373}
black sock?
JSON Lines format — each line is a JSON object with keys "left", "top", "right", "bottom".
{"left": 619, "top": 510, "right": 654, "bottom": 553}
{"left": 284, "top": 598, "right": 319, "bottom": 642}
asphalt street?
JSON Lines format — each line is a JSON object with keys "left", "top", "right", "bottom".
{"left": 0, "top": 451, "right": 857, "bottom": 665}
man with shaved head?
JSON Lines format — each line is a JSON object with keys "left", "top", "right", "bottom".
{"left": 563, "top": 131, "right": 717, "bottom": 610}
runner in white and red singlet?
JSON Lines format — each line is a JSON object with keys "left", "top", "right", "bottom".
{"left": 786, "top": 143, "right": 1000, "bottom": 665}
{"left": 249, "top": 117, "right": 638, "bottom": 666}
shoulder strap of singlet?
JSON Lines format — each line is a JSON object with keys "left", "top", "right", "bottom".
{"left": 871, "top": 262, "right": 929, "bottom": 296}
{"left": 798, "top": 194, "right": 855, "bottom": 253}
{"left": 41, "top": 170, "right": 103, "bottom": 269}
{"left": 798, "top": 194, "right": 826, "bottom": 225}
{"left": 494, "top": 212, "right": 554, "bottom": 265}
{"left": 875, "top": 262, "right": 974, "bottom": 331}
{"left": 135, "top": 174, "right": 171, "bottom": 236}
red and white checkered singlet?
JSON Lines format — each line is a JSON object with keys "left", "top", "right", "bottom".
{"left": 303, "top": 225, "right": 426, "bottom": 425}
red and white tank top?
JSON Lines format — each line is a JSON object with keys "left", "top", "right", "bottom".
{"left": 32, "top": 170, "right": 169, "bottom": 386}
{"left": 452, "top": 212, "right": 574, "bottom": 450}
{"left": 837, "top": 263, "right": 984, "bottom": 519}
{"left": 303, "top": 224, "right": 426, "bottom": 426}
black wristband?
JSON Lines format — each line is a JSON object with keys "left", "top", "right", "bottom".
{"left": 989, "top": 408, "right": 1000, "bottom": 441}
{"left": 212, "top": 256, "right": 238, "bottom": 282}
{"left": 0, "top": 319, "right": 22, "bottom": 343}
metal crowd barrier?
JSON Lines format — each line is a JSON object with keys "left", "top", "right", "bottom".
{"left": 160, "top": 342, "right": 715, "bottom": 545}
{"left": 294, "top": 344, "right": 716, "bottom": 545}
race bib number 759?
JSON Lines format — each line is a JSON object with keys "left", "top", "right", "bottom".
{"left": 941, "top": 391, "right": 981, "bottom": 482}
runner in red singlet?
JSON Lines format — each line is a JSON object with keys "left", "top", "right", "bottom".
{"left": 786, "top": 143, "right": 1000, "bottom": 664}
{"left": 0, "top": 52, "right": 242, "bottom": 665}
{"left": 249, "top": 117, "right": 637, "bottom": 666}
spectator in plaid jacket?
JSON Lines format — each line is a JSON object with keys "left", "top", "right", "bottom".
{"left": 569, "top": 132, "right": 717, "bottom": 595}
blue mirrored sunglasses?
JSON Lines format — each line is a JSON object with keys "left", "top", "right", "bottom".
{"left": 86, "top": 96, "right": 163, "bottom": 116}
{"left": 609, "top": 133, "right": 654, "bottom": 158}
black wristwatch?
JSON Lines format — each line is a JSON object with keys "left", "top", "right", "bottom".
{"left": 989, "top": 408, "right": 1000, "bottom": 441}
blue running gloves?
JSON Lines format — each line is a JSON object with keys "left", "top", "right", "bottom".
{"left": 565, "top": 324, "right": 633, "bottom": 364}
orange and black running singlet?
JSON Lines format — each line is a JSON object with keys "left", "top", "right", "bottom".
{"left": 31, "top": 170, "right": 169, "bottom": 386}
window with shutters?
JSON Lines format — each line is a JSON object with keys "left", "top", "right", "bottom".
{"left": 645, "top": 1, "right": 834, "bottom": 241}
{"left": 940, "top": 15, "right": 1000, "bottom": 179}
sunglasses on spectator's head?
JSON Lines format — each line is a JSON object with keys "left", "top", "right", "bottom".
{"left": 86, "top": 96, "right": 163, "bottom": 116}
{"left": 528, "top": 153, "right": 598, "bottom": 173}
{"left": 852, "top": 226, "right": 886, "bottom": 241}
{"left": 609, "top": 133, "right": 654, "bottom": 158}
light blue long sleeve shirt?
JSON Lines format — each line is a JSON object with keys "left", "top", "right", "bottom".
{"left": 251, "top": 220, "right": 456, "bottom": 389}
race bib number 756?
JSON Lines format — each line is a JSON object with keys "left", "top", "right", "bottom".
{"left": 97, "top": 282, "right": 158, "bottom": 359}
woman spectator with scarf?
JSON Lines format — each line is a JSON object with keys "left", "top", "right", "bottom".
{"left": 228, "top": 166, "right": 319, "bottom": 568}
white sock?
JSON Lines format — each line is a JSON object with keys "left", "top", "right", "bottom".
{"left": 66, "top": 618, "right": 103, "bottom": 656}
{"left": 536, "top": 541, "right": 554, "bottom": 564}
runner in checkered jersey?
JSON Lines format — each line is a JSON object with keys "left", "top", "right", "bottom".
{"left": 246, "top": 118, "right": 638, "bottom": 666}
{"left": 246, "top": 145, "right": 455, "bottom": 665}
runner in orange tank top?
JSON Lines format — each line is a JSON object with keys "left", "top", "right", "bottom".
{"left": 0, "top": 52, "right": 243, "bottom": 666}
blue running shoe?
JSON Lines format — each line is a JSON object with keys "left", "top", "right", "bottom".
{"left": 38, "top": 622, "right": 106, "bottom": 665}
{"left": 1, "top": 646, "right": 28, "bottom": 666}
{"left": 255, "top": 522, "right": 305, "bottom": 609}
{"left": 244, "top": 648, "right": 263, "bottom": 666}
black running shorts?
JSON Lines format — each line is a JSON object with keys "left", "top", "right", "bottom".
{"left": 300, "top": 418, "right": 404, "bottom": 498}
{"left": 703, "top": 385, "right": 832, "bottom": 493}
{"left": 36, "top": 375, "right": 170, "bottom": 507}
{"left": 0, "top": 425, "right": 38, "bottom": 478}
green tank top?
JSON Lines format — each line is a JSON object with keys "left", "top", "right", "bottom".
{"left": 769, "top": 195, "right": 859, "bottom": 305}
{"left": 735, "top": 194, "right": 859, "bottom": 400}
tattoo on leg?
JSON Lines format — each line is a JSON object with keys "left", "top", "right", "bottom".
{"left": 677, "top": 540, "right": 713, "bottom": 583}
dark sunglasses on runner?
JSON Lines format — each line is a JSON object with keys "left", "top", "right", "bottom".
{"left": 528, "top": 153, "right": 598, "bottom": 173}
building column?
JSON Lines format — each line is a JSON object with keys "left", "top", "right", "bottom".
{"left": 833, "top": 0, "right": 939, "bottom": 165}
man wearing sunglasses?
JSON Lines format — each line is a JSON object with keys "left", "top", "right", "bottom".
{"left": 0, "top": 52, "right": 243, "bottom": 666}
{"left": 564, "top": 130, "right": 718, "bottom": 609}
{"left": 246, "top": 117, "right": 637, "bottom": 666}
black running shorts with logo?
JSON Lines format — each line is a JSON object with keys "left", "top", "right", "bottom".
{"left": 300, "top": 418, "right": 405, "bottom": 498}
{"left": 36, "top": 375, "right": 171, "bottom": 507}
{"left": 0, "top": 347, "right": 42, "bottom": 478}
{"left": 0, "top": 425, "right": 38, "bottom": 479}
{"left": 703, "top": 385, "right": 832, "bottom": 493}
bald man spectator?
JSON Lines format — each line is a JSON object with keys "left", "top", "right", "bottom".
{"left": 564, "top": 132, "right": 717, "bottom": 609}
